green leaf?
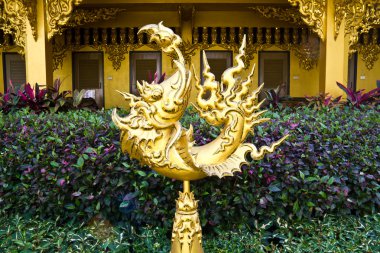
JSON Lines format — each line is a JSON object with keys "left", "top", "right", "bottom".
{"left": 64, "top": 203, "right": 75, "bottom": 210}
{"left": 136, "top": 170, "right": 147, "bottom": 177}
{"left": 321, "top": 175, "right": 329, "bottom": 183}
{"left": 319, "top": 191, "right": 327, "bottom": 199}
{"left": 50, "top": 161, "right": 59, "bottom": 167}
{"left": 76, "top": 157, "right": 84, "bottom": 168}
{"left": 268, "top": 185, "right": 281, "bottom": 192}
{"left": 96, "top": 202, "right": 101, "bottom": 211}
{"left": 327, "top": 177, "right": 335, "bottom": 185}
{"left": 299, "top": 171, "right": 305, "bottom": 181}
{"left": 84, "top": 147, "right": 96, "bottom": 154}
{"left": 122, "top": 162, "right": 130, "bottom": 168}
{"left": 306, "top": 176, "right": 319, "bottom": 182}
{"left": 293, "top": 200, "right": 300, "bottom": 213}
{"left": 119, "top": 201, "right": 130, "bottom": 208}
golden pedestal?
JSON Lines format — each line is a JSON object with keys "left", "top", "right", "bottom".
{"left": 171, "top": 181, "right": 203, "bottom": 253}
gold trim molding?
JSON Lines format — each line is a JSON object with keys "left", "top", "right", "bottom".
{"left": 0, "top": 0, "right": 37, "bottom": 50}
{"left": 288, "top": 0, "right": 326, "bottom": 41}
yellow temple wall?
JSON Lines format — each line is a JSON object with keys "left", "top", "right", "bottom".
{"left": 356, "top": 55, "right": 380, "bottom": 91}
{"left": 51, "top": 10, "right": 321, "bottom": 108}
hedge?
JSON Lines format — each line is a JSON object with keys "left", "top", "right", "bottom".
{"left": 0, "top": 106, "right": 379, "bottom": 230}
{"left": 1, "top": 214, "right": 379, "bottom": 252}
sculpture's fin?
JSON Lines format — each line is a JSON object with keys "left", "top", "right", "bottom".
{"left": 202, "top": 134, "right": 289, "bottom": 178}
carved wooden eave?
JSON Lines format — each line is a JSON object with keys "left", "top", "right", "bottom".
{"left": 288, "top": 0, "right": 326, "bottom": 41}
{"left": 66, "top": 8, "right": 126, "bottom": 27}
{"left": 53, "top": 27, "right": 165, "bottom": 71}
{"left": 193, "top": 26, "right": 319, "bottom": 71}
{"left": 0, "top": 0, "right": 37, "bottom": 51}
{"left": 334, "top": 0, "right": 380, "bottom": 50}
{"left": 249, "top": 6, "right": 305, "bottom": 26}
{"left": 46, "top": 0, "right": 83, "bottom": 40}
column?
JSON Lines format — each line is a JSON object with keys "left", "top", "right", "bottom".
{"left": 25, "top": 0, "right": 53, "bottom": 88}
{"left": 319, "top": 0, "right": 349, "bottom": 96}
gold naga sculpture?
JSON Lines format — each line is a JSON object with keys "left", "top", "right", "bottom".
{"left": 112, "top": 22, "right": 288, "bottom": 253}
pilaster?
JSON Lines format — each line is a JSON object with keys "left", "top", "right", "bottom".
{"left": 25, "top": 0, "right": 53, "bottom": 87}
{"left": 319, "top": 0, "right": 349, "bottom": 96}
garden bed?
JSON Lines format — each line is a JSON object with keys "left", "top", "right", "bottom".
{"left": 0, "top": 105, "right": 379, "bottom": 231}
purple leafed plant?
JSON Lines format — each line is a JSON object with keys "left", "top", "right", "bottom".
{"left": 337, "top": 82, "right": 380, "bottom": 108}
{"left": 264, "top": 83, "right": 286, "bottom": 108}
{"left": 305, "top": 93, "right": 342, "bottom": 109}
{"left": 17, "top": 83, "right": 49, "bottom": 113}
{"left": 147, "top": 71, "right": 166, "bottom": 84}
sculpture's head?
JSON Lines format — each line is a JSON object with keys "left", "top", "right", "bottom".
{"left": 137, "top": 80, "right": 164, "bottom": 103}
{"left": 139, "top": 21, "right": 182, "bottom": 53}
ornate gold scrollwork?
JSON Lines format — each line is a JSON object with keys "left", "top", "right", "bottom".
{"left": 165, "top": 40, "right": 199, "bottom": 66}
{"left": 52, "top": 34, "right": 67, "bottom": 71}
{"left": 66, "top": 8, "right": 126, "bottom": 27}
{"left": 334, "top": 0, "right": 345, "bottom": 39}
{"left": 0, "top": 0, "right": 37, "bottom": 50}
{"left": 288, "top": 0, "right": 326, "bottom": 41}
{"left": 103, "top": 28, "right": 129, "bottom": 71}
{"left": 45, "top": 0, "right": 83, "bottom": 40}
{"left": 291, "top": 42, "right": 320, "bottom": 71}
{"left": 334, "top": 0, "right": 380, "bottom": 48}
{"left": 249, "top": 6, "right": 305, "bottom": 26}
{"left": 356, "top": 44, "right": 380, "bottom": 70}
{"left": 352, "top": 31, "right": 380, "bottom": 70}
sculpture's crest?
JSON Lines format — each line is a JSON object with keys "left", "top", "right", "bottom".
{"left": 112, "top": 22, "right": 287, "bottom": 181}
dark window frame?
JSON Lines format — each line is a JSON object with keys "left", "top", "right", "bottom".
{"left": 200, "top": 50, "right": 233, "bottom": 84}
{"left": 2, "top": 52, "right": 26, "bottom": 93}
{"left": 72, "top": 51, "right": 105, "bottom": 108}
{"left": 129, "top": 51, "right": 162, "bottom": 95}
{"left": 258, "top": 50, "right": 290, "bottom": 96}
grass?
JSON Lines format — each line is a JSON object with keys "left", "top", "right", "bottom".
{"left": 0, "top": 213, "right": 379, "bottom": 252}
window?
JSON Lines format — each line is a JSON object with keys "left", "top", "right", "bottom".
{"left": 200, "top": 51, "right": 232, "bottom": 84}
{"left": 3, "top": 53, "right": 26, "bottom": 92}
{"left": 73, "top": 52, "right": 104, "bottom": 108}
{"left": 130, "top": 51, "right": 161, "bottom": 95}
{"left": 259, "top": 51, "right": 289, "bottom": 96}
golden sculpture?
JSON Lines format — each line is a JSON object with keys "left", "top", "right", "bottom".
{"left": 112, "top": 22, "right": 288, "bottom": 253}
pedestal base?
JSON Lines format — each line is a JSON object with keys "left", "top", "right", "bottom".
{"left": 170, "top": 182, "right": 203, "bottom": 253}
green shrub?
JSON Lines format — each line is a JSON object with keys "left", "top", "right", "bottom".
{"left": 0, "top": 106, "right": 379, "bottom": 230}
{"left": 0, "top": 214, "right": 379, "bottom": 252}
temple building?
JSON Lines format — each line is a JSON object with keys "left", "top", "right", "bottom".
{"left": 0, "top": 0, "right": 379, "bottom": 108}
